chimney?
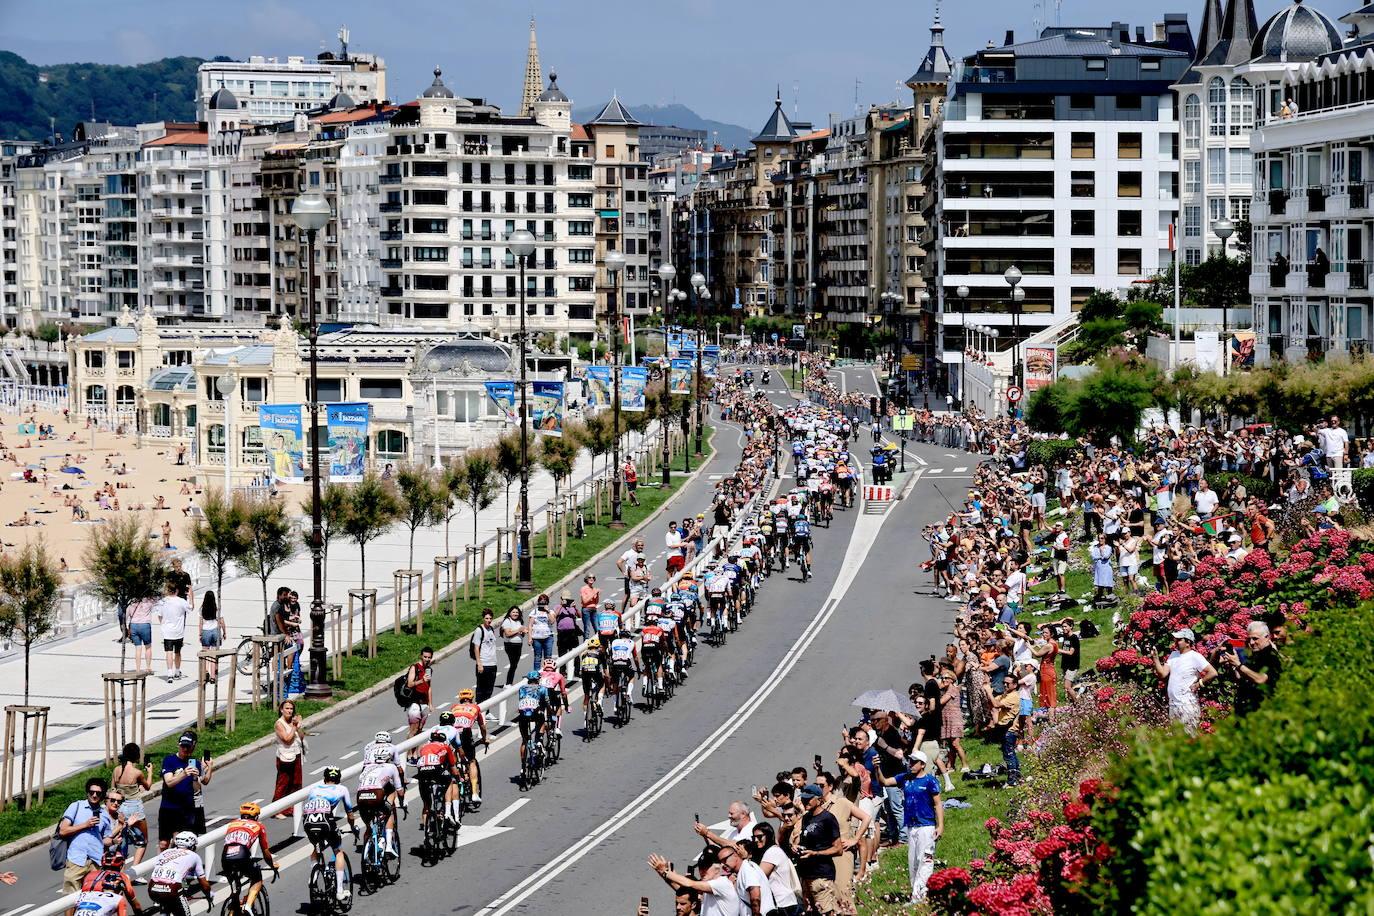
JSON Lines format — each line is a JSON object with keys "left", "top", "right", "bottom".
{"left": 1135, "top": 26, "right": 1146, "bottom": 43}
{"left": 1003, "top": 29, "right": 1015, "bottom": 46}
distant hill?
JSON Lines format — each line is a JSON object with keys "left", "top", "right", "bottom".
{"left": 0, "top": 51, "right": 206, "bottom": 141}
{"left": 572, "top": 102, "right": 755, "bottom": 151}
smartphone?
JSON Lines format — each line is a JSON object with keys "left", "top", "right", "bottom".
{"left": 751, "top": 785, "right": 758, "bottom": 798}
{"left": 203, "top": 750, "right": 212, "bottom": 762}
{"left": 640, "top": 897, "right": 649, "bottom": 911}
{"left": 694, "top": 812, "right": 700, "bottom": 823}
{"left": 814, "top": 754, "right": 823, "bottom": 771}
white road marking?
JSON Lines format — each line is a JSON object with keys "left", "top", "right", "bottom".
{"left": 928, "top": 468, "right": 944, "bottom": 475}
{"left": 945, "top": 453, "right": 958, "bottom": 457}
{"left": 389, "top": 725, "right": 406, "bottom": 734}
{"left": 309, "top": 764, "right": 330, "bottom": 775}
{"left": 911, "top": 453, "right": 928, "bottom": 466}
{"left": 954, "top": 466, "right": 967, "bottom": 473}
{"left": 2, "top": 903, "right": 36, "bottom": 916}
{"left": 340, "top": 750, "right": 358, "bottom": 760}
{"left": 477, "top": 484, "right": 895, "bottom": 915}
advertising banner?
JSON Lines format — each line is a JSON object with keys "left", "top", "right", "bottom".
{"left": 1023, "top": 345, "right": 1058, "bottom": 392}
{"left": 669, "top": 358, "right": 693, "bottom": 395}
{"left": 1230, "top": 331, "right": 1255, "bottom": 370}
{"left": 483, "top": 381, "right": 518, "bottom": 423}
{"left": 702, "top": 345, "right": 721, "bottom": 379}
{"left": 259, "top": 404, "right": 305, "bottom": 484}
{"left": 584, "top": 366, "right": 612, "bottom": 409}
{"left": 620, "top": 366, "right": 648, "bottom": 412}
{"left": 325, "top": 402, "right": 369, "bottom": 483}
{"left": 531, "top": 381, "right": 565, "bottom": 436}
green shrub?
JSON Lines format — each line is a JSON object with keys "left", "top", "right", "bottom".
{"left": 1026, "top": 438, "right": 1080, "bottom": 470}
{"left": 1089, "top": 603, "right": 1374, "bottom": 914}
{"left": 1353, "top": 468, "right": 1374, "bottom": 516}
{"left": 1208, "top": 471, "right": 1277, "bottom": 503}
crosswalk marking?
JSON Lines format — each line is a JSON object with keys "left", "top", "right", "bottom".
{"left": 954, "top": 466, "right": 967, "bottom": 472}
{"left": 928, "top": 468, "right": 944, "bottom": 475}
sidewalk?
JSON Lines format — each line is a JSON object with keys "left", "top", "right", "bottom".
{"left": 0, "top": 427, "right": 654, "bottom": 786}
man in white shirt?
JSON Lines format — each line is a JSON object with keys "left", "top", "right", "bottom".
{"left": 1317, "top": 415, "right": 1349, "bottom": 469}
{"left": 650, "top": 853, "right": 742, "bottom": 916}
{"left": 1004, "top": 565, "right": 1027, "bottom": 609}
{"left": 1192, "top": 479, "right": 1219, "bottom": 521}
{"left": 664, "top": 521, "right": 685, "bottom": 576}
{"left": 155, "top": 581, "right": 192, "bottom": 681}
{"left": 616, "top": 538, "right": 645, "bottom": 612}
{"left": 720, "top": 844, "right": 777, "bottom": 916}
{"left": 1150, "top": 628, "right": 1217, "bottom": 733}
{"left": 694, "top": 801, "right": 758, "bottom": 846}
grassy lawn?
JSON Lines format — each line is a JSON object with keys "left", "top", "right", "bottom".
{"left": 0, "top": 432, "right": 716, "bottom": 845}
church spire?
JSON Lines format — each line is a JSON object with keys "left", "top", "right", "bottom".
{"left": 520, "top": 16, "right": 542, "bottom": 117}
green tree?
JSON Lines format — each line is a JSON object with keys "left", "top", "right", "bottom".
{"left": 455, "top": 446, "right": 501, "bottom": 544}
{"left": 238, "top": 496, "right": 296, "bottom": 625}
{"left": 1184, "top": 254, "right": 1251, "bottom": 312}
{"left": 536, "top": 432, "right": 581, "bottom": 501}
{"left": 494, "top": 431, "right": 523, "bottom": 531}
{"left": 1072, "top": 360, "right": 1161, "bottom": 445}
{"left": 433, "top": 462, "right": 466, "bottom": 556}
{"left": 302, "top": 484, "right": 349, "bottom": 603}
{"left": 342, "top": 472, "right": 401, "bottom": 589}
{"left": 395, "top": 466, "right": 443, "bottom": 570}
{"left": 0, "top": 540, "right": 61, "bottom": 801}
{"left": 580, "top": 411, "right": 615, "bottom": 483}
{"left": 188, "top": 487, "right": 246, "bottom": 604}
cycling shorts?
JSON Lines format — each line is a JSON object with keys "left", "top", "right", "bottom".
{"left": 355, "top": 788, "right": 393, "bottom": 820}
{"left": 516, "top": 712, "right": 544, "bottom": 742}
{"left": 303, "top": 814, "right": 342, "bottom": 850}
{"left": 581, "top": 669, "right": 603, "bottom": 694}
{"left": 641, "top": 645, "right": 661, "bottom": 668}
{"left": 456, "top": 728, "right": 477, "bottom": 758}
{"left": 792, "top": 535, "right": 812, "bottom": 551}
{"left": 220, "top": 851, "right": 262, "bottom": 886}
{"left": 148, "top": 889, "right": 190, "bottom": 916}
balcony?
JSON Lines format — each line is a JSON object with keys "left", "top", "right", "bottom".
{"left": 1353, "top": 183, "right": 1370, "bottom": 210}
{"left": 1306, "top": 265, "right": 1328, "bottom": 288}
{"left": 380, "top": 285, "right": 402, "bottom": 298}
{"left": 1307, "top": 187, "right": 1326, "bottom": 213}
{"left": 1269, "top": 189, "right": 1287, "bottom": 213}
{"left": 1352, "top": 261, "right": 1370, "bottom": 290}
{"left": 380, "top": 174, "right": 402, "bottom": 185}
{"left": 380, "top": 258, "right": 402, "bottom": 269}
{"left": 379, "top": 202, "right": 402, "bottom": 213}
{"left": 1270, "top": 264, "right": 1286, "bottom": 286}
{"left": 379, "top": 231, "right": 402, "bottom": 241}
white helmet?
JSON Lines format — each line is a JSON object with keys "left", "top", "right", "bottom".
{"left": 371, "top": 746, "right": 394, "bottom": 764}
{"left": 373, "top": 731, "right": 392, "bottom": 745}
{"left": 172, "top": 831, "right": 198, "bottom": 850}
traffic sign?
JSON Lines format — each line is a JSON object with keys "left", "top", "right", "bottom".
{"left": 892, "top": 412, "right": 914, "bottom": 432}
{"left": 900, "top": 354, "right": 922, "bottom": 371}
{"left": 1006, "top": 385, "right": 1023, "bottom": 403}
{"left": 771, "top": 332, "right": 779, "bottom": 342}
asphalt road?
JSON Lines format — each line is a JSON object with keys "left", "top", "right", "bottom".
{"left": 2, "top": 365, "right": 964, "bottom": 916}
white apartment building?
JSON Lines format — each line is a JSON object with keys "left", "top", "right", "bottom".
{"left": 196, "top": 50, "right": 386, "bottom": 125}
{"left": 1248, "top": 2, "right": 1374, "bottom": 363}
{"left": 376, "top": 68, "right": 596, "bottom": 346}
{"left": 931, "top": 19, "right": 1193, "bottom": 386}
{"left": 1, "top": 142, "right": 37, "bottom": 326}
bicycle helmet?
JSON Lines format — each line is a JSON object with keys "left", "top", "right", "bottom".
{"left": 172, "top": 831, "right": 199, "bottom": 850}
{"left": 439, "top": 711, "right": 455, "bottom": 726}
{"left": 371, "top": 746, "right": 394, "bottom": 764}
{"left": 373, "top": 731, "right": 392, "bottom": 745}
{"left": 100, "top": 850, "right": 126, "bottom": 869}
{"left": 619, "top": 629, "right": 632, "bottom": 639}
{"left": 586, "top": 637, "right": 601, "bottom": 649}
{"left": 457, "top": 688, "right": 475, "bottom": 701}
{"left": 430, "top": 728, "right": 447, "bottom": 742}
{"left": 525, "top": 670, "right": 540, "bottom": 682}
{"left": 322, "top": 767, "right": 342, "bottom": 783}
{"left": 238, "top": 802, "right": 261, "bottom": 819}
{"left": 542, "top": 658, "right": 556, "bottom": 669}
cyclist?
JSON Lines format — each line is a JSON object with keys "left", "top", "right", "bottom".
{"left": 640, "top": 609, "right": 667, "bottom": 694}
{"left": 703, "top": 565, "right": 730, "bottom": 633}
{"left": 448, "top": 689, "right": 489, "bottom": 806}
{"left": 79, "top": 851, "right": 142, "bottom": 914}
{"left": 579, "top": 637, "right": 606, "bottom": 716}
{"left": 722, "top": 553, "right": 746, "bottom": 618}
{"left": 362, "top": 730, "right": 402, "bottom": 768}
{"left": 594, "top": 600, "right": 623, "bottom": 644}
{"left": 817, "top": 476, "right": 836, "bottom": 520}
{"left": 608, "top": 628, "right": 640, "bottom": 705}
{"left": 302, "top": 767, "right": 357, "bottom": 903}
{"left": 515, "top": 671, "right": 549, "bottom": 767}
{"left": 221, "top": 802, "right": 278, "bottom": 912}
{"left": 356, "top": 745, "right": 406, "bottom": 858}
{"left": 145, "top": 832, "right": 211, "bottom": 916}
{"left": 410, "top": 728, "right": 462, "bottom": 828}
{"left": 757, "top": 513, "right": 776, "bottom": 571}
{"left": 792, "top": 513, "right": 814, "bottom": 571}
{"left": 73, "top": 889, "right": 132, "bottom": 916}
{"left": 538, "top": 658, "right": 570, "bottom": 737}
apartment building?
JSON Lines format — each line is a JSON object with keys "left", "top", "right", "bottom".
{"left": 586, "top": 96, "right": 652, "bottom": 318}
{"left": 196, "top": 47, "right": 386, "bottom": 125}
{"left": 0, "top": 143, "right": 37, "bottom": 325}
{"left": 1248, "top": 1, "right": 1374, "bottom": 362}
{"left": 926, "top": 19, "right": 1193, "bottom": 396}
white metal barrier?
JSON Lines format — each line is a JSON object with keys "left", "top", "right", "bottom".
{"left": 28, "top": 427, "right": 744, "bottom": 916}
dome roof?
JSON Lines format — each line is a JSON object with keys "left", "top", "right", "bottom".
{"left": 327, "top": 91, "right": 355, "bottom": 110}
{"left": 422, "top": 67, "right": 454, "bottom": 99}
{"left": 538, "top": 72, "right": 569, "bottom": 103}
{"left": 208, "top": 86, "right": 239, "bottom": 111}
{"left": 1251, "top": 0, "right": 1343, "bottom": 62}
{"left": 421, "top": 339, "right": 513, "bottom": 374}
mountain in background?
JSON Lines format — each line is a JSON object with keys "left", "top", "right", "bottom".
{"left": 572, "top": 102, "right": 755, "bottom": 151}
{"left": 0, "top": 51, "right": 205, "bottom": 141}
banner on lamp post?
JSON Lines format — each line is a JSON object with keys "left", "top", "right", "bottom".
{"left": 483, "top": 381, "right": 518, "bottom": 423}
{"left": 325, "top": 402, "right": 369, "bottom": 483}
{"left": 530, "top": 380, "right": 565, "bottom": 436}
{"left": 669, "top": 358, "right": 693, "bottom": 395}
{"left": 620, "top": 366, "right": 648, "bottom": 412}
{"left": 259, "top": 403, "right": 305, "bottom": 484}
{"left": 584, "top": 366, "right": 612, "bottom": 409}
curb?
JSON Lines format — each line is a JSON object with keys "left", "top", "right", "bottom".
{"left": 0, "top": 433, "right": 719, "bottom": 862}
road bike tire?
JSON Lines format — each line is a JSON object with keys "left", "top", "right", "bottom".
{"left": 308, "top": 864, "right": 328, "bottom": 908}
{"left": 443, "top": 816, "right": 460, "bottom": 855}
{"left": 234, "top": 637, "right": 258, "bottom": 677}
{"left": 382, "top": 839, "right": 402, "bottom": 883}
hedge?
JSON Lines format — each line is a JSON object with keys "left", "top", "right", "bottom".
{"left": 1026, "top": 438, "right": 1081, "bottom": 470}
{"left": 1207, "top": 471, "right": 1277, "bottom": 503}
{"left": 1353, "top": 468, "right": 1374, "bottom": 515}
{"left": 1089, "top": 602, "right": 1374, "bottom": 914}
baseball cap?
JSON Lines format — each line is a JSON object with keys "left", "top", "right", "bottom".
{"left": 799, "top": 783, "right": 823, "bottom": 800}
{"left": 908, "top": 750, "right": 930, "bottom": 766}
{"left": 1171, "top": 627, "right": 1196, "bottom": 642}
{"left": 178, "top": 734, "right": 196, "bottom": 747}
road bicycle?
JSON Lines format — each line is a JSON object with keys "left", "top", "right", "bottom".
{"left": 541, "top": 711, "right": 562, "bottom": 765}
{"left": 356, "top": 805, "right": 402, "bottom": 893}
{"left": 614, "top": 668, "right": 634, "bottom": 726}
{"left": 583, "top": 688, "right": 604, "bottom": 741}
{"left": 220, "top": 862, "right": 276, "bottom": 916}
{"left": 418, "top": 778, "right": 458, "bottom": 864}
{"left": 518, "top": 725, "right": 544, "bottom": 790}
{"left": 306, "top": 827, "right": 354, "bottom": 914}
{"left": 642, "top": 668, "right": 662, "bottom": 713}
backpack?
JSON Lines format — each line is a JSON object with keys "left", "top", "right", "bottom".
{"left": 50, "top": 802, "right": 80, "bottom": 870}
{"left": 393, "top": 670, "right": 416, "bottom": 708}
{"left": 469, "top": 627, "right": 484, "bottom": 661}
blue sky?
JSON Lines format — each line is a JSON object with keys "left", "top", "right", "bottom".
{"left": 0, "top": 0, "right": 1352, "bottom": 128}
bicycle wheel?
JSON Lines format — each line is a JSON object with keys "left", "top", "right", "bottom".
{"left": 251, "top": 889, "right": 270, "bottom": 916}
{"left": 308, "top": 863, "right": 329, "bottom": 908}
{"left": 234, "top": 637, "right": 258, "bottom": 677}
{"left": 383, "top": 838, "right": 402, "bottom": 883}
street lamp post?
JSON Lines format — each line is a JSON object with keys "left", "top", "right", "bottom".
{"left": 607, "top": 250, "right": 627, "bottom": 527}
{"left": 1004, "top": 266, "right": 1023, "bottom": 395}
{"left": 425, "top": 357, "right": 443, "bottom": 469}
{"left": 658, "top": 264, "right": 677, "bottom": 487}
{"left": 672, "top": 289, "right": 689, "bottom": 472}
{"left": 955, "top": 284, "right": 969, "bottom": 412}
{"left": 1213, "top": 217, "right": 1235, "bottom": 376}
{"left": 690, "top": 271, "right": 707, "bottom": 456}
{"left": 508, "top": 230, "right": 537, "bottom": 587}
{"left": 291, "top": 190, "right": 332, "bottom": 699}
{"left": 919, "top": 290, "right": 931, "bottom": 408}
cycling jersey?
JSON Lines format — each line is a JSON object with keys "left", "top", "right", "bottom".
{"left": 448, "top": 702, "right": 482, "bottom": 731}
{"left": 793, "top": 519, "right": 812, "bottom": 539}
{"left": 357, "top": 762, "right": 403, "bottom": 806}
{"left": 303, "top": 783, "right": 354, "bottom": 819}
{"left": 431, "top": 723, "right": 460, "bottom": 747}
{"left": 361, "top": 741, "right": 403, "bottom": 768}
{"left": 579, "top": 653, "right": 603, "bottom": 674}
{"left": 539, "top": 669, "right": 567, "bottom": 702}
{"left": 608, "top": 638, "right": 636, "bottom": 666}
{"left": 222, "top": 818, "right": 268, "bottom": 863}
{"left": 147, "top": 848, "right": 205, "bottom": 895}
{"left": 75, "top": 891, "right": 128, "bottom": 916}
{"left": 516, "top": 683, "right": 548, "bottom": 717}
{"left": 641, "top": 623, "right": 665, "bottom": 648}
{"left": 413, "top": 740, "right": 458, "bottom": 777}
{"left": 594, "top": 610, "right": 622, "bottom": 636}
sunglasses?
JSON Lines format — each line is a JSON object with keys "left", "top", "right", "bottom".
{"left": 87, "top": 789, "right": 105, "bottom": 796}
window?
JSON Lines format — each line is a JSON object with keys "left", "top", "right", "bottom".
{"left": 1208, "top": 77, "right": 1227, "bottom": 136}
{"left": 1070, "top": 94, "right": 1094, "bottom": 110}
{"left": 116, "top": 350, "right": 135, "bottom": 369}
{"left": 1117, "top": 249, "right": 1142, "bottom": 275}
{"left": 360, "top": 378, "right": 404, "bottom": 399}
{"left": 1071, "top": 211, "right": 1095, "bottom": 235}
{"left": 1141, "top": 58, "right": 1161, "bottom": 71}
{"left": 1118, "top": 133, "right": 1142, "bottom": 159}
{"left": 568, "top": 193, "right": 592, "bottom": 208}
{"left": 1184, "top": 205, "right": 1201, "bottom": 237}
{"left": 241, "top": 377, "right": 266, "bottom": 403}
{"left": 85, "top": 384, "right": 106, "bottom": 406}
{"left": 412, "top": 218, "right": 447, "bottom": 234}
{"left": 1184, "top": 94, "right": 1201, "bottom": 150}
{"left": 569, "top": 248, "right": 594, "bottom": 263}
{"left": 1071, "top": 132, "right": 1094, "bottom": 159}
{"left": 1087, "top": 58, "right": 1106, "bottom": 71}
{"left": 411, "top": 246, "right": 448, "bottom": 261}
{"left": 568, "top": 220, "right": 593, "bottom": 236}
{"left": 1207, "top": 148, "right": 1226, "bottom": 186}
{"left": 1228, "top": 149, "right": 1253, "bottom": 184}
{"left": 1117, "top": 95, "right": 1141, "bottom": 110}
{"left": 1117, "top": 211, "right": 1142, "bottom": 236}
{"left": 1071, "top": 248, "right": 1095, "bottom": 274}
{"left": 1229, "top": 196, "right": 1250, "bottom": 221}
{"left": 1184, "top": 159, "right": 1201, "bottom": 194}
{"left": 1117, "top": 172, "right": 1142, "bottom": 197}
{"left": 1229, "top": 78, "right": 1252, "bottom": 135}
{"left": 1185, "top": 247, "right": 1202, "bottom": 266}
{"left": 569, "top": 164, "right": 592, "bottom": 181}
{"left": 310, "top": 378, "right": 344, "bottom": 402}
{"left": 412, "top": 274, "right": 448, "bottom": 291}
{"left": 1071, "top": 171, "right": 1095, "bottom": 198}
{"left": 375, "top": 430, "right": 406, "bottom": 458}
{"left": 84, "top": 350, "right": 105, "bottom": 369}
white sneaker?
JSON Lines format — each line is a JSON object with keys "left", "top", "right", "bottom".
{"left": 471, "top": 793, "right": 481, "bottom": 805}
{"left": 554, "top": 728, "right": 562, "bottom": 738}
{"left": 339, "top": 888, "right": 352, "bottom": 901}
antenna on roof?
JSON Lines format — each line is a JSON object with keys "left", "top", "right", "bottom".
{"left": 793, "top": 79, "right": 799, "bottom": 117}
{"left": 1032, "top": 0, "right": 1044, "bottom": 36}
{"left": 854, "top": 78, "right": 862, "bottom": 116}
{"left": 339, "top": 25, "right": 350, "bottom": 59}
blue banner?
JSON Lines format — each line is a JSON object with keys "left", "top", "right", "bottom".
{"left": 584, "top": 366, "right": 612, "bottom": 409}
{"left": 531, "top": 381, "right": 565, "bottom": 436}
{"left": 484, "top": 381, "right": 517, "bottom": 423}
{"left": 669, "top": 358, "right": 693, "bottom": 395}
{"left": 259, "top": 404, "right": 305, "bottom": 484}
{"left": 620, "top": 366, "right": 648, "bottom": 412}
{"left": 326, "top": 402, "right": 369, "bottom": 483}
{"left": 703, "top": 345, "right": 721, "bottom": 379}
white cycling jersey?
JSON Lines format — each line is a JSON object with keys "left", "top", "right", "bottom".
{"left": 147, "top": 848, "right": 205, "bottom": 895}
{"left": 357, "top": 761, "right": 402, "bottom": 792}
{"left": 361, "top": 741, "right": 403, "bottom": 767}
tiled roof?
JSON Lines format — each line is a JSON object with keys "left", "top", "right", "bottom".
{"left": 144, "top": 129, "right": 208, "bottom": 147}
{"left": 313, "top": 105, "right": 397, "bottom": 125}
{"left": 794, "top": 128, "right": 831, "bottom": 143}
{"left": 571, "top": 123, "right": 590, "bottom": 141}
